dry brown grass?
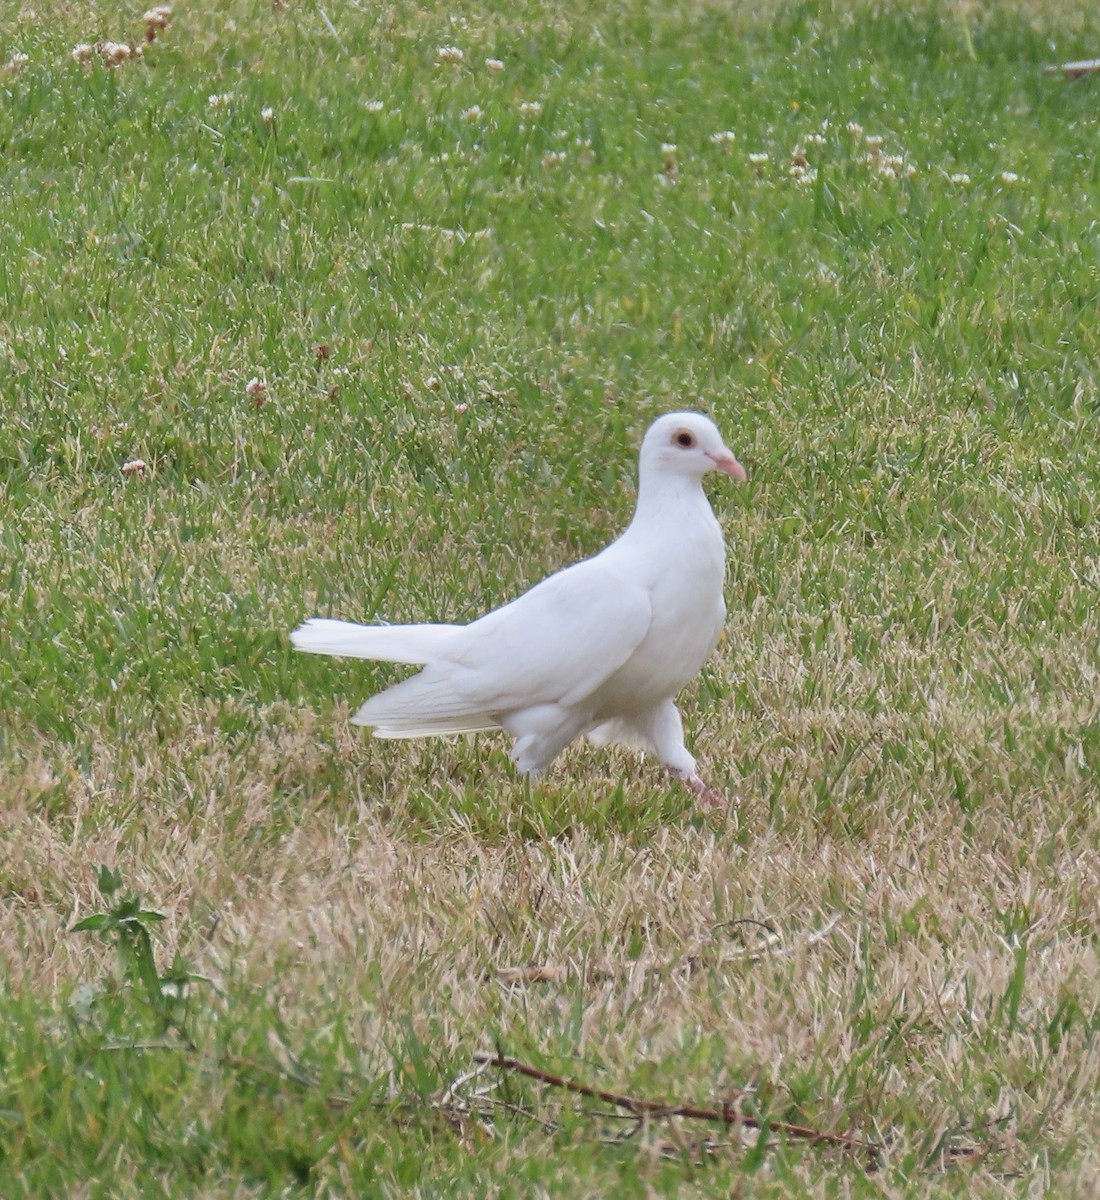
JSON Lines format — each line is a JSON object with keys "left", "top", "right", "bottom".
{"left": 5, "top": 642, "right": 1097, "bottom": 1190}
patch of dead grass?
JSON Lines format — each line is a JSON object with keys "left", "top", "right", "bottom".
{"left": 3, "top": 665, "right": 1096, "bottom": 1185}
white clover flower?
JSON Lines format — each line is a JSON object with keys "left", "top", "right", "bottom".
{"left": 846, "top": 121, "right": 864, "bottom": 139}
{"left": 72, "top": 43, "right": 95, "bottom": 63}
{"left": 436, "top": 45, "right": 464, "bottom": 64}
{"left": 208, "top": 92, "right": 234, "bottom": 108}
{"left": 121, "top": 458, "right": 147, "bottom": 476}
{"left": 709, "top": 130, "right": 736, "bottom": 148}
{"left": 245, "top": 377, "right": 268, "bottom": 402}
{"left": 805, "top": 132, "right": 826, "bottom": 146}
{"left": 364, "top": 99, "right": 384, "bottom": 114}
{"left": 462, "top": 105, "right": 483, "bottom": 122}
{"left": 5, "top": 51, "right": 29, "bottom": 72}
{"left": 484, "top": 57, "right": 504, "bottom": 73}
{"left": 949, "top": 172, "right": 972, "bottom": 185}
{"left": 101, "top": 41, "right": 140, "bottom": 67}
{"left": 517, "top": 100, "right": 542, "bottom": 117}
{"left": 261, "top": 106, "right": 275, "bottom": 125}
{"left": 1000, "top": 171, "right": 1022, "bottom": 184}
{"left": 424, "top": 375, "right": 441, "bottom": 390}
{"left": 661, "top": 142, "right": 677, "bottom": 154}
{"left": 541, "top": 150, "right": 567, "bottom": 168}
{"left": 747, "top": 152, "right": 769, "bottom": 164}
{"left": 865, "top": 134, "right": 884, "bottom": 151}
{"left": 143, "top": 5, "right": 172, "bottom": 29}
{"left": 876, "top": 155, "right": 915, "bottom": 181}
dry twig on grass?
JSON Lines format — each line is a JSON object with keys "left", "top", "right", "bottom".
{"left": 472, "top": 1051, "right": 881, "bottom": 1163}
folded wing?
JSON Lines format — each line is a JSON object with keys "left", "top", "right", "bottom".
{"left": 352, "top": 558, "right": 653, "bottom": 734}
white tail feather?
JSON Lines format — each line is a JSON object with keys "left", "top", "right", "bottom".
{"left": 290, "top": 617, "right": 460, "bottom": 665}
{"left": 359, "top": 715, "right": 501, "bottom": 736}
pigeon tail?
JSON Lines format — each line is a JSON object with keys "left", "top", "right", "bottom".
{"left": 360, "top": 713, "right": 501, "bottom": 737}
{"left": 290, "top": 617, "right": 460, "bottom": 665}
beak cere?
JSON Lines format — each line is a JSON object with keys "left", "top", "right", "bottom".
{"left": 708, "top": 451, "right": 747, "bottom": 481}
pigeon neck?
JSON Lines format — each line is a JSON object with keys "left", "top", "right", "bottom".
{"left": 631, "top": 466, "right": 711, "bottom": 530}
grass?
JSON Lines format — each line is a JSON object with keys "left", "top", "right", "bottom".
{"left": 1, "top": 0, "right": 1099, "bottom": 1193}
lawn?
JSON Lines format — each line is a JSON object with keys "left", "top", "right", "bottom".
{"left": 1, "top": 0, "right": 1098, "bottom": 1194}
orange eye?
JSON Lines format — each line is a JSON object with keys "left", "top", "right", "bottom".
{"left": 673, "top": 430, "right": 696, "bottom": 448}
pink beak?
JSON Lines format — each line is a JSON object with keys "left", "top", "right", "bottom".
{"left": 708, "top": 450, "right": 747, "bottom": 481}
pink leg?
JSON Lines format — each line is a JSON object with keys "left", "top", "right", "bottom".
{"left": 629, "top": 699, "right": 730, "bottom": 807}
{"left": 678, "top": 769, "right": 727, "bottom": 807}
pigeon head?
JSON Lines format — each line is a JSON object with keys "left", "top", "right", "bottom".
{"left": 640, "top": 412, "right": 746, "bottom": 482}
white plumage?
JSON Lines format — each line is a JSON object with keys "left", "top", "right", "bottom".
{"left": 291, "top": 411, "right": 745, "bottom": 802}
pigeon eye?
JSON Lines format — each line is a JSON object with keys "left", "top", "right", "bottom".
{"left": 673, "top": 430, "right": 696, "bottom": 449}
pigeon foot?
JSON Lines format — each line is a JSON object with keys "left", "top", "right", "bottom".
{"left": 679, "top": 770, "right": 727, "bottom": 807}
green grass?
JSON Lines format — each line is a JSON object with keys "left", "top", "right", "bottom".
{"left": 2, "top": 0, "right": 1099, "bottom": 1194}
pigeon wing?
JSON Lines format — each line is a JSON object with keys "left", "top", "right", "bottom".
{"left": 353, "top": 556, "right": 653, "bottom": 729}
{"left": 459, "top": 557, "right": 653, "bottom": 708}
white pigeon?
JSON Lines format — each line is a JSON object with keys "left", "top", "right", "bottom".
{"left": 291, "top": 412, "right": 745, "bottom": 803}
